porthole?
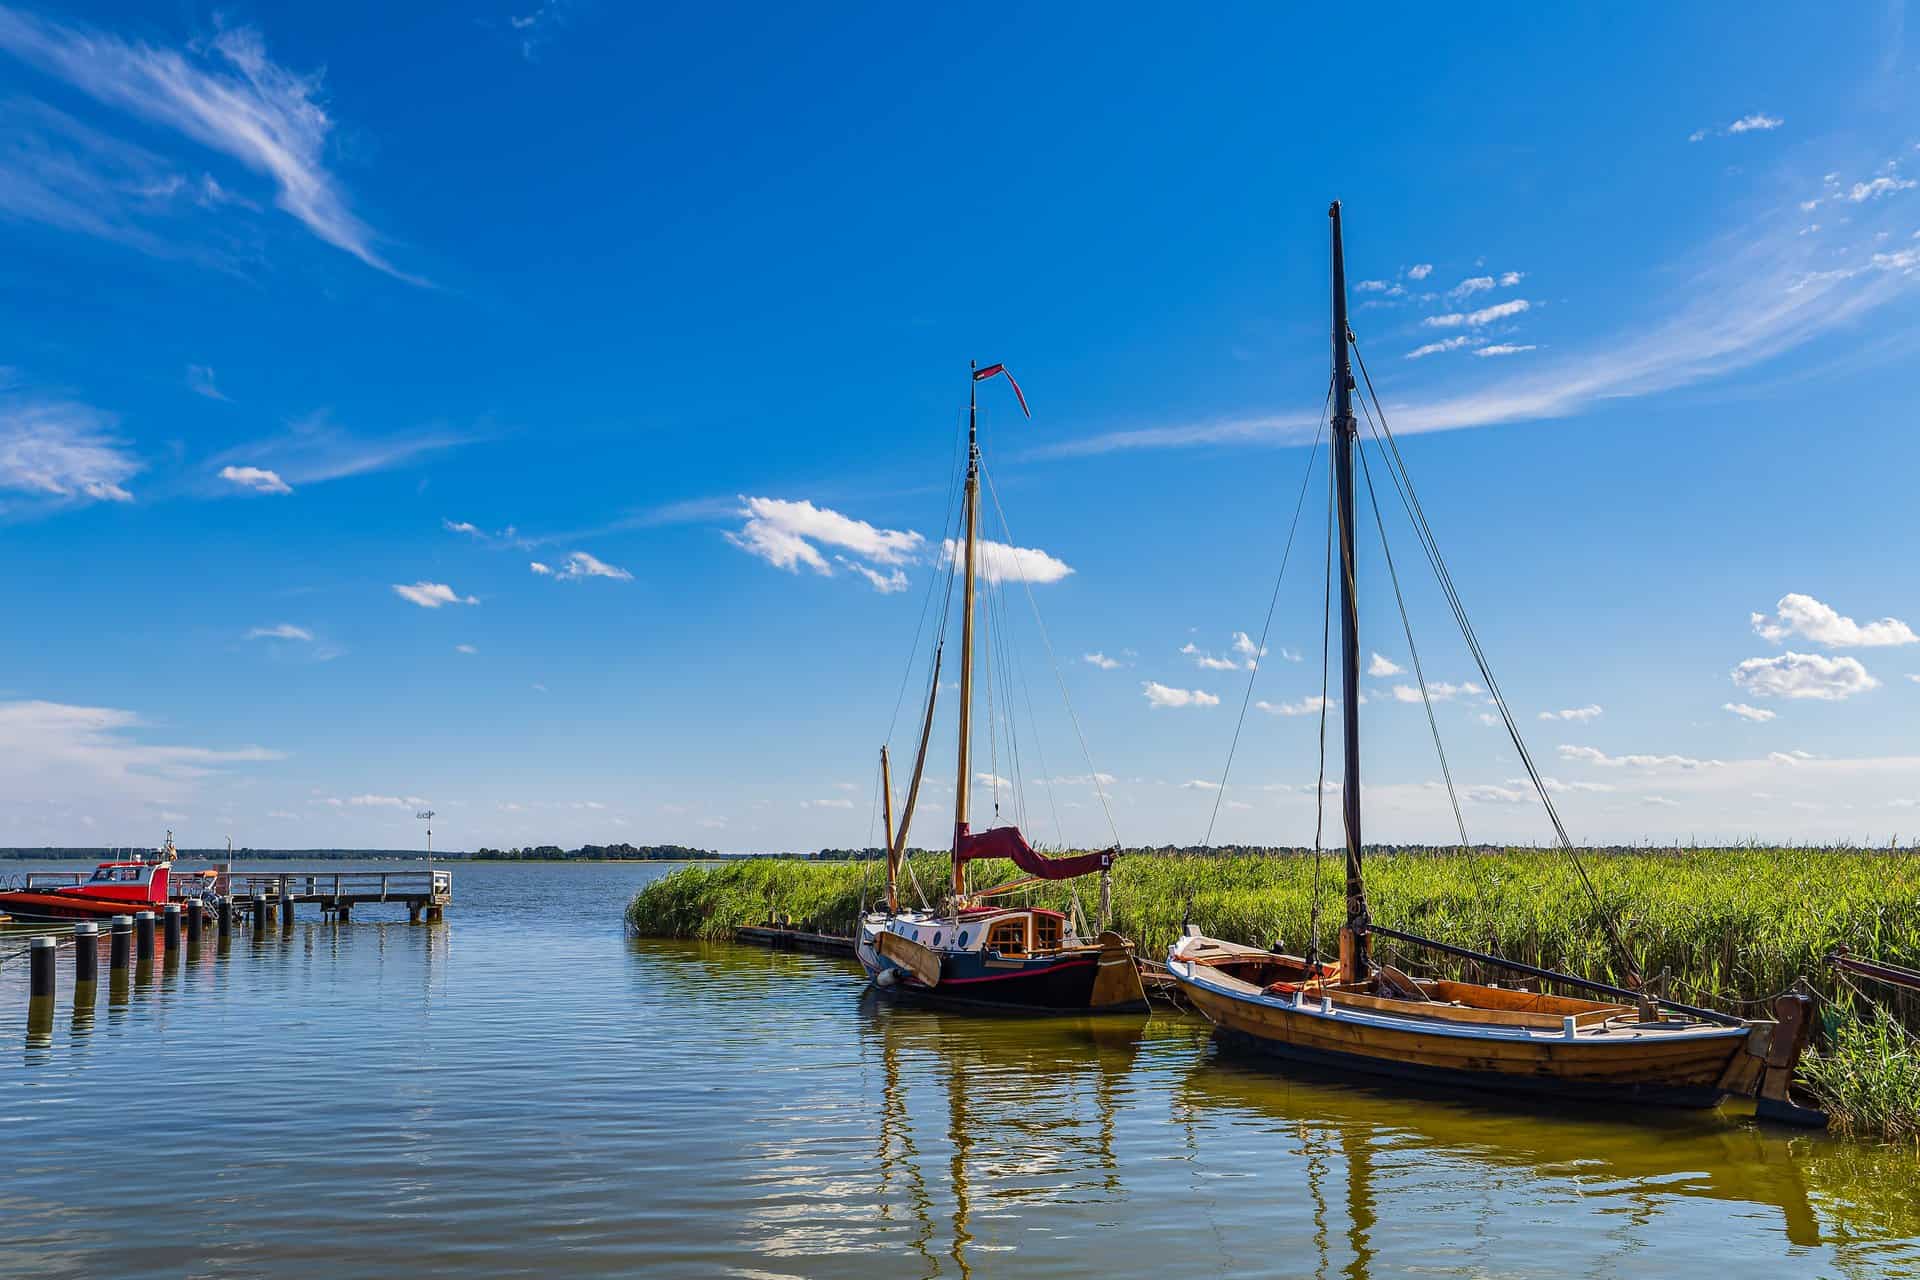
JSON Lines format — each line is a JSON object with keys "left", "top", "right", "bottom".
{"left": 932, "top": 933, "right": 943, "bottom": 947}
{"left": 958, "top": 931, "right": 969, "bottom": 947}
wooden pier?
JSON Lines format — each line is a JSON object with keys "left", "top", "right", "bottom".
{"left": 214, "top": 870, "right": 452, "bottom": 923}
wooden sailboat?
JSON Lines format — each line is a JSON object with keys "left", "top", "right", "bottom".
{"left": 1168, "top": 203, "right": 1811, "bottom": 1111}
{"left": 856, "top": 363, "right": 1148, "bottom": 1014}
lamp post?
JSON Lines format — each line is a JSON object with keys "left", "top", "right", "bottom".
{"left": 417, "top": 809, "right": 435, "bottom": 862}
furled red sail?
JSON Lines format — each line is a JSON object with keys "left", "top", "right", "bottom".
{"left": 953, "top": 823, "right": 1112, "bottom": 881}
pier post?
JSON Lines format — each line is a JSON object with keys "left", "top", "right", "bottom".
{"left": 218, "top": 896, "right": 233, "bottom": 939}
{"left": 281, "top": 892, "right": 295, "bottom": 928}
{"left": 163, "top": 903, "right": 183, "bottom": 956}
{"left": 135, "top": 911, "right": 156, "bottom": 966}
{"left": 110, "top": 916, "right": 132, "bottom": 976}
{"left": 74, "top": 922, "right": 98, "bottom": 987}
{"left": 409, "top": 901, "right": 421, "bottom": 924}
{"left": 29, "top": 936, "right": 55, "bottom": 1000}
{"left": 187, "top": 901, "right": 203, "bottom": 946}
{"left": 251, "top": 894, "right": 267, "bottom": 932}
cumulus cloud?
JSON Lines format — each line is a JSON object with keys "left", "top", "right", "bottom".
{"left": 1723, "top": 701, "right": 1776, "bottom": 722}
{"left": 1083, "top": 652, "right": 1122, "bottom": 670}
{"left": 1751, "top": 593, "right": 1915, "bottom": 647}
{"left": 1367, "top": 652, "right": 1403, "bottom": 677}
{"left": 1733, "top": 651, "right": 1879, "bottom": 700}
{"left": 1538, "top": 704, "right": 1603, "bottom": 722}
{"left": 218, "top": 463, "right": 291, "bottom": 494}
{"left": 1142, "top": 681, "right": 1219, "bottom": 709}
{"left": 728, "top": 495, "right": 926, "bottom": 592}
{"left": 553, "top": 550, "right": 631, "bottom": 581}
{"left": 942, "top": 536, "right": 1073, "bottom": 585}
{"left": 392, "top": 581, "right": 478, "bottom": 609}
{"left": 1406, "top": 264, "right": 1433, "bottom": 280}
{"left": 1390, "top": 680, "right": 1482, "bottom": 703}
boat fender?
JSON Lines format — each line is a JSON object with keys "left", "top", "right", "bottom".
{"left": 875, "top": 968, "right": 898, "bottom": 988}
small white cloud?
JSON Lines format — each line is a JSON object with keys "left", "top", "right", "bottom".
{"left": 835, "top": 556, "right": 908, "bottom": 593}
{"left": 1406, "top": 336, "right": 1478, "bottom": 360}
{"left": 529, "top": 561, "right": 552, "bottom": 576}
{"left": 1733, "top": 651, "right": 1878, "bottom": 701}
{"left": 246, "top": 623, "right": 312, "bottom": 642}
{"left": 1278, "top": 647, "right": 1303, "bottom": 663}
{"left": 1366, "top": 652, "right": 1402, "bottom": 677}
{"left": 1390, "top": 680, "right": 1482, "bottom": 703}
{"left": 392, "top": 582, "right": 478, "bottom": 609}
{"left": 1538, "top": 704, "right": 1603, "bottom": 722}
{"left": 555, "top": 550, "right": 632, "bottom": 581}
{"left": 454, "top": 643, "right": 477, "bottom": 655}
{"left": 801, "top": 797, "right": 855, "bottom": 810}
{"left": 1083, "top": 652, "right": 1122, "bottom": 670}
{"left": 1142, "top": 681, "right": 1219, "bottom": 709}
{"left": 1723, "top": 701, "right": 1776, "bottom": 722}
{"left": 1642, "top": 795, "right": 1680, "bottom": 808}
{"left": 1558, "top": 745, "right": 1722, "bottom": 770}
{"left": 1423, "top": 299, "right": 1531, "bottom": 329}
{"left": 1497, "top": 271, "right": 1524, "bottom": 286}
{"left": 1194, "top": 654, "right": 1239, "bottom": 671}
{"left": 187, "top": 365, "right": 228, "bottom": 401}
{"left": 1751, "top": 593, "right": 1915, "bottom": 648}
{"left": 1473, "top": 344, "right": 1537, "bottom": 357}
{"left": 1406, "top": 263, "right": 1433, "bottom": 280}
{"left": 1449, "top": 276, "right": 1496, "bottom": 299}
{"left": 943, "top": 537, "right": 1074, "bottom": 585}
{"left": 444, "top": 519, "right": 483, "bottom": 536}
{"left": 1230, "top": 631, "right": 1267, "bottom": 659}
{"left": 218, "top": 464, "right": 292, "bottom": 495}
{"left": 1180, "top": 779, "right": 1222, "bottom": 791}
{"left": 1727, "top": 113, "right": 1784, "bottom": 134}
{"left": 729, "top": 496, "right": 923, "bottom": 577}
{"left": 1256, "top": 695, "right": 1330, "bottom": 717}
{"left": 349, "top": 794, "right": 407, "bottom": 808}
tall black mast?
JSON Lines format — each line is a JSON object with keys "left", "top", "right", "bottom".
{"left": 1329, "top": 200, "right": 1370, "bottom": 977}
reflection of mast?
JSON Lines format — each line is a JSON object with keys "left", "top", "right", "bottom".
{"left": 1338, "top": 1122, "right": 1375, "bottom": 1280}
{"left": 944, "top": 1042, "right": 974, "bottom": 1280}
{"left": 874, "top": 1010, "right": 937, "bottom": 1275}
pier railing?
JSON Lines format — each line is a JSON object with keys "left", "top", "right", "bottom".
{"left": 211, "top": 870, "right": 453, "bottom": 905}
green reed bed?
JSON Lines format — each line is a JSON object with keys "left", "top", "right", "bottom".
{"left": 627, "top": 847, "right": 1920, "bottom": 1137}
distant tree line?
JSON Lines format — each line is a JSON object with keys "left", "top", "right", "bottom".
{"left": 470, "top": 842, "right": 717, "bottom": 861}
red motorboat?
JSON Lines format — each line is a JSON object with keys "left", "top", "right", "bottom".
{"left": 0, "top": 836, "right": 177, "bottom": 923}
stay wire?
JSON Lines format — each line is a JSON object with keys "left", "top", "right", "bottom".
{"left": 1201, "top": 382, "right": 1333, "bottom": 848}
{"left": 1309, "top": 451, "right": 1336, "bottom": 965}
{"left": 1348, "top": 334, "right": 1641, "bottom": 985}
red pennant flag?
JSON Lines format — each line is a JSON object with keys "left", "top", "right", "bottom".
{"left": 972, "top": 363, "right": 1031, "bottom": 418}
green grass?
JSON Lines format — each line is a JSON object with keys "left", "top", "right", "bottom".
{"left": 628, "top": 847, "right": 1920, "bottom": 1138}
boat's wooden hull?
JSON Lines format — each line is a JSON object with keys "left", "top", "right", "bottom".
{"left": 860, "top": 923, "right": 1148, "bottom": 1014}
{"left": 1176, "top": 965, "right": 1749, "bottom": 1110}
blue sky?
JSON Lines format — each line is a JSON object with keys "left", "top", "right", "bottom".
{"left": 2, "top": 2, "right": 1918, "bottom": 851}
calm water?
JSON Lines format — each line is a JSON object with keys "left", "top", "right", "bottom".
{"left": 0, "top": 859, "right": 1915, "bottom": 1279}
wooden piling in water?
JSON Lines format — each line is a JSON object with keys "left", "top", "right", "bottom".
{"left": 187, "top": 901, "right": 203, "bottom": 945}
{"left": 134, "top": 911, "right": 156, "bottom": 965}
{"left": 251, "top": 894, "right": 267, "bottom": 931}
{"left": 163, "top": 903, "right": 182, "bottom": 954}
{"left": 74, "top": 922, "right": 98, "bottom": 986}
{"left": 29, "top": 936, "right": 54, "bottom": 1000}
{"left": 217, "top": 896, "right": 233, "bottom": 938}
{"left": 110, "top": 915, "right": 131, "bottom": 975}
{"left": 281, "top": 892, "right": 295, "bottom": 927}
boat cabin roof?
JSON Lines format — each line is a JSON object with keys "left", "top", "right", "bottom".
{"left": 88, "top": 862, "right": 157, "bottom": 881}
{"left": 957, "top": 905, "right": 1065, "bottom": 922}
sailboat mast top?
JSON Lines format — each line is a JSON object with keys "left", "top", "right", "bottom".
{"left": 953, "top": 363, "right": 981, "bottom": 900}
{"left": 1329, "top": 201, "right": 1370, "bottom": 966}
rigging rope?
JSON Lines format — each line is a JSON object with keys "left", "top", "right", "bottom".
{"left": 1347, "top": 334, "right": 1643, "bottom": 987}
{"left": 1201, "top": 381, "right": 1333, "bottom": 848}
{"left": 1308, "top": 451, "right": 1335, "bottom": 965}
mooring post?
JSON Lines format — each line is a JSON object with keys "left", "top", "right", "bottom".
{"left": 74, "top": 922, "right": 98, "bottom": 988}
{"left": 163, "top": 903, "right": 183, "bottom": 956}
{"left": 409, "top": 901, "right": 421, "bottom": 925}
{"left": 110, "top": 915, "right": 132, "bottom": 976}
{"left": 218, "top": 895, "right": 233, "bottom": 938}
{"left": 29, "top": 936, "right": 55, "bottom": 1001}
{"left": 135, "top": 911, "right": 156, "bottom": 966}
{"left": 281, "top": 891, "right": 295, "bottom": 928}
{"left": 251, "top": 894, "right": 267, "bottom": 932}
{"left": 187, "top": 900, "right": 203, "bottom": 946}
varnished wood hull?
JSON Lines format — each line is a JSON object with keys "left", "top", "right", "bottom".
{"left": 1176, "top": 964, "right": 1749, "bottom": 1110}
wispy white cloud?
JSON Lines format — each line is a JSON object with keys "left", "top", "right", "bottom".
{"left": 246, "top": 623, "right": 311, "bottom": 641}
{"left": 1733, "top": 651, "right": 1879, "bottom": 700}
{"left": 553, "top": 550, "right": 631, "bottom": 582}
{"left": 0, "top": 698, "right": 278, "bottom": 813}
{"left": 1449, "top": 275, "right": 1495, "bottom": 299}
{"left": 1473, "top": 344, "right": 1536, "bottom": 357}
{"left": 1723, "top": 701, "right": 1776, "bottom": 722}
{"left": 728, "top": 495, "right": 923, "bottom": 592}
{"left": 835, "top": 555, "right": 907, "bottom": 593}
{"left": 1083, "top": 651, "right": 1122, "bottom": 670}
{"left": 0, "top": 385, "right": 139, "bottom": 506}
{"left": 392, "top": 581, "right": 478, "bottom": 609}
{"left": 454, "top": 643, "right": 477, "bottom": 655}
{"left": 209, "top": 412, "right": 474, "bottom": 490}
{"left": 1423, "top": 298, "right": 1531, "bottom": 329}
{"left": 0, "top": 10, "right": 417, "bottom": 280}
{"left": 217, "top": 463, "right": 290, "bottom": 494}
{"left": 1142, "top": 681, "right": 1218, "bottom": 709}
{"left": 1751, "top": 593, "right": 1915, "bottom": 647}
{"left": 1406, "top": 335, "right": 1478, "bottom": 360}
{"left": 1366, "top": 652, "right": 1402, "bottom": 677}
{"left": 1390, "top": 680, "right": 1482, "bottom": 703}
{"left": 1538, "top": 704, "right": 1603, "bottom": 722}
{"left": 186, "top": 364, "right": 227, "bottom": 400}
{"left": 1559, "top": 745, "right": 1722, "bottom": 770}
{"left": 1406, "top": 264, "right": 1433, "bottom": 280}
{"left": 1255, "top": 695, "right": 1330, "bottom": 717}
{"left": 529, "top": 561, "right": 552, "bottom": 576}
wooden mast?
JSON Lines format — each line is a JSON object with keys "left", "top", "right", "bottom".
{"left": 880, "top": 746, "right": 897, "bottom": 912}
{"left": 952, "top": 363, "right": 981, "bottom": 903}
{"left": 1330, "top": 200, "right": 1371, "bottom": 981}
